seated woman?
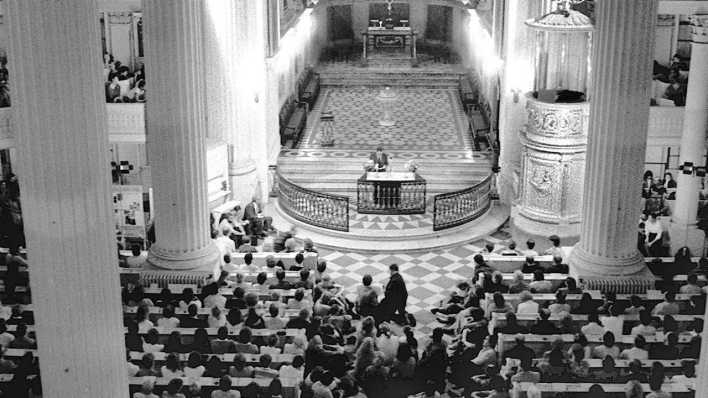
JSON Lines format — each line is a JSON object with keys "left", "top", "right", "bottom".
{"left": 538, "top": 338, "right": 570, "bottom": 381}
{"left": 591, "top": 331, "right": 620, "bottom": 359}
{"left": 507, "top": 271, "right": 529, "bottom": 294}
{"left": 487, "top": 292, "right": 513, "bottom": 315}
{"left": 548, "top": 291, "right": 571, "bottom": 315}
{"left": 571, "top": 293, "right": 596, "bottom": 315}
{"left": 593, "top": 355, "right": 619, "bottom": 383}
{"left": 568, "top": 343, "right": 590, "bottom": 382}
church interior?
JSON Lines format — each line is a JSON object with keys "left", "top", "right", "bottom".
{"left": 1, "top": 0, "right": 708, "bottom": 396}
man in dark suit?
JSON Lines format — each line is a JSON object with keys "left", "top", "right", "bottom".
{"left": 242, "top": 197, "right": 273, "bottom": 237}
{"left": 368, "top": 146, "right": 388, "bottom": 172}
{"left": 380, "top": 263, "right": 408, "bottom": 325}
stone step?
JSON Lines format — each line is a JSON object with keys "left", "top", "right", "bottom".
{"left": 277, "top": 165, "right": 490, "bottom": 175}
{"left": 285, "top": 183, "right": 479, "bottom": 195}
{"left": 277, "top": 157, "right": 487, "bottom": 167}
{"left": 281, "top": 172, "right": 485, "bottom": 181}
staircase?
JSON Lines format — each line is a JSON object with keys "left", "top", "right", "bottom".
{"left": 317, "top": 63, "right": 465, "bottom": 89}
{"left": 277, "top": 153, "right": 491, "bottom": 200}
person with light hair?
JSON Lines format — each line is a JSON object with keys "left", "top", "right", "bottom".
{"left": 508, "top": 270, "right": 529, "bottom": 293}
{"left": 516, "top": 290, "right": 539, "bottom": 314}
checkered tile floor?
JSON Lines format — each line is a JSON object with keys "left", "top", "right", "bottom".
{"left": 349, "top": 212, "right": 433, "bottom": 232}
{"left": 319, "top": 234, "right": 511, "bottom": 335}
{"left": 302, "top": 87, "right": 472, "bottom": 152}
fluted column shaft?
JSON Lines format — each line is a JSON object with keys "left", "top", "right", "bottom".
{"left": 670, "top": 16, "right": 708, "bottom": 252}
{"left": 144, "top": 0, "right": 220, "bottom": 271}
{"left": 6, "top": 1, "right": 128, "bottom": 396}
{"left": 570, "top": 0, "right": 657, "bottom": 278}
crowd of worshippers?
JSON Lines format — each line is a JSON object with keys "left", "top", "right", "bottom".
{"left": 123, "top": 254, "right": 416, "bottom": 398}
{"left": 0, "top": 57, "right": 9, "bottom": 108}
{"left": 0, "top": 173, "right": 24, "bottom": 252}
{"left": 423, "top": 252, "right": 704, "bottom": 397}
{"left": 652, "top": 54, "right": 689, "bottom": 106}
{"left": 0, "top": 250, "right": 41, "bottom": 398}
{"left": 641, "top": 171, "right": 676, "bottom": 217}
{"left": 104, "top": 53, "right": 146, "bottom": 103}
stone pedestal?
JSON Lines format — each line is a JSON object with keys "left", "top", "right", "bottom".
{"left": 7, "top": 0, "right": 128, "bottom": 395}
{"left": 144, "top": 0, "right": 220, "bottom": 272}
{"left": 514, "top": 95, "right": 589, "bottom": 239}
{"left": 669, "top": 15, "right": 708, "bottom": 256}
{"left": 568, "top": 0, "right": 659, "bottom": 292}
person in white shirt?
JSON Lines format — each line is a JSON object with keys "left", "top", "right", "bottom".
{"left": 580, "top": 312, "right": 606, "bottom": 336}
{"left": 521, "top": 239, "right": 539, "bottom": 257}
{"left": 125, "top": 245, "right": 147, "bottom": 268}
{"left": 208, "top": 306, "right": 228, "bottom": 328}
{"left": 183, "top": 351, "right": 206, "bottom": 379}
{"left": 543, "top": 235, "right": 563, "bottom": 257}
{"left": 680, "top": 274, "right": 703, "bottom": 295}
{"left": 620, "top": 335, "right": 649, "bottom": 361}
{"left": 548, "top": 291, "right": 571, "bottom": 316}
{"left": 203, "top": 284, "right": 227, "bottom": 310}
{"left": 591, "top": 331, "right": 620, "bottom": 359}
{"left": 376, "top": 323, "right": 400, "bottom": 365}
{"left": 133, "top": 379, "right": 158, "bottom": 398}
{"left": 214, "top": 226, "right": 236, "bottom": 260}
{"left": 157, "top": 305, "right": 180, "bottom": 329}
{"left": 652, "top": 291, "right": 680, "bottom": 316}
{"left": 516, "top": 290, "right": 540, "bottom": 314}
{"left": 283, "top": 335, "right": 306, "bottom": 356}
{"left": 279, "top": 355, "right": 305, "bottom": 382}
{"left": 142, "top": 329, "right": 165, "bottom": 353}
{"left": 263, "top": 304, "right": 286, "bottom": 330}
{"left": 644, "top": 212, "right": 664, "bottom": 257}
{"left": 160, "top": 353, "right": 184, "bottom": 379}
{"left": 211, "top": 376, "right": 241, "bottom": 398}
{"left": 178, "top": 288, "right": 202, "bottom": 311}
{"left": 670, "top": 360, "right": 697, "bottom": 390}
{"left": 600, "top": 305, "right": 624, "bottom": 338}
{"left": 136, "top": 306, "right": 154, "bottom": 334}
{"left": 630, "top": 310, "right": 657, "bottom": 336}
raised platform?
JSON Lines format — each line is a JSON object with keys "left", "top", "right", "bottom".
{"left": 317, "top": 62, "right": 465, "bottom": 88}
{"left": 269, "top": 200, "right": 509, "bottom": 253}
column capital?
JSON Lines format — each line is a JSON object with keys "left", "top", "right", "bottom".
{"left": 690, "top": 14, "right": 708, "bottom": 44}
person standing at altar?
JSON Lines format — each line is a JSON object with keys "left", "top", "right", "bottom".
{"left": 369, "top": 146, "right": 389, "bottom": 172}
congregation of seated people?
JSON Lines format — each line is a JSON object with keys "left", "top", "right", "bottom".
{"left": 104, "top": 53, "right": 146, "bottom": 103}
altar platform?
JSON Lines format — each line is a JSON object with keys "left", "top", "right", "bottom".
{"left": 274, "top": 66, "right": 507, "bottom": 252}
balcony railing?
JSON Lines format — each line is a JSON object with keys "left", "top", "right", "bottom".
{"left": 277, "top": 172, "right": 349, "bottom": 232}
{"left": 433, "top": 174, "right": 493, "bottom": 231}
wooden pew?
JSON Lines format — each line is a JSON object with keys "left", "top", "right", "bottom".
{"left": 124, "top": 305, "right": 301, "bottom": 320}
{"left": 128, "top": 376, "right": 298, "bottom": 398}
{"left": 490, "top": 312, "right": 702, "bottom": 331}
{"left": 140, "top": 287, "right": 306, "bottom": 301}
{"left": 228, "top": 252, "right": 318, "bottom": 271}
{"left": 498, "top": 333, "right": 694, "bottom": 357}
{"left": 128, "top": 351, "right": 295, "bottom": 366}
{"left": 125, "top": 327, "right": 304, "bottom": 346}
{"left": 514, "top": 382, "right": 691, "bottom": 394}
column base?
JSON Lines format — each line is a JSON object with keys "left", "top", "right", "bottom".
{"left": 229, "top": 161, "right": 258, "bottom": 206}
{"left": 147, "top": 240, "right": 221, "bottom": 276}
{"left": 568, "top": 245, "right": 656, "bottom": 294}
{"left": 512, "top": 212, "right": 581, "bottom": 243}
{"left": 668, "top": 221, "right": 705, "bottom": 257}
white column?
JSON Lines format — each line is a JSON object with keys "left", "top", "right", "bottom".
{"left": 669, "top": 15, "right": 708, "bottom": 255}
{"left": 6, "top": 1, "right": 128, "bottom": 396}
{"left": 144, "top": 0, "right": 220, "bottom": 271}
{"left": 569, "top": 0, "right": 658, "bottom": 287}
{"left": 230, "top": 0, "right": 262, "bottom": 205}
{"left": 497, "top": 0, "right": 547, "bottom": 206}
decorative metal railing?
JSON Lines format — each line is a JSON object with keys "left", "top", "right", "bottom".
{"left": 277, "top": 173, "right": 349, "bottom": 232}
{"left": 357, "top": 173, "right": 426, "bottom": 214}
{"left": 433, "top": 174, "right": 493, "bottom": 231}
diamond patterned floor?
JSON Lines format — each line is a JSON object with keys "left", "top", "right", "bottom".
{"left": 321, "top": 238, "right": 506, "bottom": 335}
{"left": 302, "top": 87, "right": 472, "bottom": 152}
{"left": 349, "top": 212, "right": 433, "bottom": 231}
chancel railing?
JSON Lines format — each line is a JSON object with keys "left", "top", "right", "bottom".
{"left": 277, "top": 173, "right": 349, "bottom": 232}
{"left": 433, "top": 174, "right": 493, "bottom": 231}
{"left": 357, "top": 173, "right": 426, "bottom": 214}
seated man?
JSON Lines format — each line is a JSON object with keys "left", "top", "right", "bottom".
{"left": 368, "top": 146, "right": 389, "bottom": 172}
{"left": 242, "top": 197, "right": 273, "bottom": 237}
{"left": 125, "top": 245, "right": 146, "bottom": 268}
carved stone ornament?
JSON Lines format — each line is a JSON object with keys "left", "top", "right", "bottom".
{"left": 526, "top": 97, "right": 586, "bottom": 138}
{"left": 690, "top": 15, "right": 708, "bottom": 44}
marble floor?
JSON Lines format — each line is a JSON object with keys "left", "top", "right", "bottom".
{"left": 301, "top": 87, "right": 472, "bottom": 153}
{"left": 319, "top": 230, "right": 512, "bottom": 335}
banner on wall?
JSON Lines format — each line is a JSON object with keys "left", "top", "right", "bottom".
{"left": 112, "top": 185, "right": 146, "bottom": 240}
